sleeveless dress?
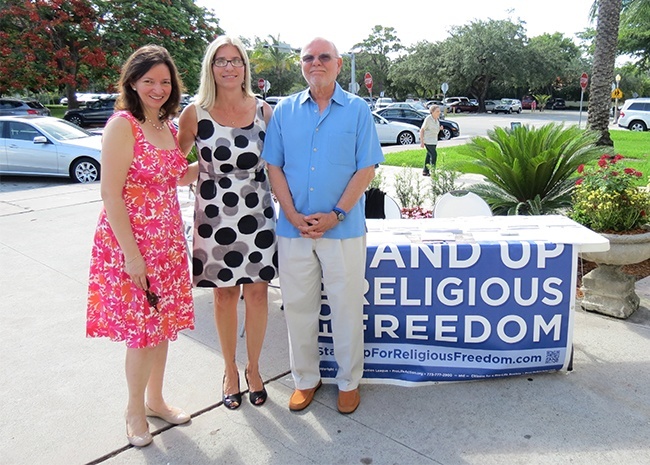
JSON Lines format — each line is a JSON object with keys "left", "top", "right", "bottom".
{"left": 86, "top": 111, "right": 194, "bottom": 349}
{"left": 192, "top": 100, "right": 278, "bottom": 287}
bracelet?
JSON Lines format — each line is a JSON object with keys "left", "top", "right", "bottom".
{"left": 126, "top": 255, "right": 141, "bottom": 265}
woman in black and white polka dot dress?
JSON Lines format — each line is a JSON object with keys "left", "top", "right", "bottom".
{"left": 178, "top": 36, "right": 277, "bottom": 410}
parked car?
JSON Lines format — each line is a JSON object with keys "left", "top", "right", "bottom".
{"left": 63, "top": 96, "right": 116, "bottom": 127}
{"left": 448, "top": 101, "right": 479, "bottom": 113}
{"left": 375, "top": 107, "right": 460, "bottom": 140}
{"left": 0, "top": 98, "right": 51, "bottom": 117}
{"left": 60, "top": 93, "right": 106, "bottom": 106}
{"left": 493, "top": 98, "right": 522, "bottom": 114}
{"left": 0, "top": 115, "right": 102, "bottom": 183}
{"left": 425, "top": 100, "right": 443, "bottom": 108}
{"left": 374, "top": 97, "right": 394, "bottom": 111}
{"left": 443, "top": 96, "right": 470, "bottom": 112}
{"left": 546, "top": 98, "right": 566, "bottom": 110}
{"left": 372, "top": 112, "right": 420, "bottom": 145}
{"left": 521, "top": 95, "right": 535, "bottom": 110}
{"left": 618, "top": 97, "right": 650, "bottom": 132}
{"left": 264, "top": 96, "right": 284, "bottom": 108}
{"left": 387, "top": 102, "right": 428, "bottom": 112}
{"left": 484, "top": 99, "right": 500, "bottom": 112}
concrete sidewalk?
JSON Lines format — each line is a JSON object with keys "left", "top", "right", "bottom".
{"left": 1, "top": 167, "right": 650, "bottom": 464}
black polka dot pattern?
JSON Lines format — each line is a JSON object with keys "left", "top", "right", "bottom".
{"left": 192, "top": 101, "right": 278, "bottom": 287}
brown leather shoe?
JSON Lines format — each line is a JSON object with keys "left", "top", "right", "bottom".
{"left": 289, "top": 381, "right": 322, "bottom": 411}
{"left": 337, "top": 388, "right": 360, "bottom": 414}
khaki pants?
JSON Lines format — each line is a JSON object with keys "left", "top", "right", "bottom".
{"left": 278, "top": 236, "right": 366, "bottom": 391}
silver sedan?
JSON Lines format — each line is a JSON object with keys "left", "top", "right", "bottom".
{"left": 372, "top": 112, "right": 420, "bottom": 145}
{"left": 0, "top": 115, "right": 102, "bottom": 183}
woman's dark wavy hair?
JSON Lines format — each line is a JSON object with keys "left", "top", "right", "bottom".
{"left": 115, "top": 45, "right": 184, "bottom": 122}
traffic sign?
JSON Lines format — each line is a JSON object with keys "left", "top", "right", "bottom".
{"left": 580, "top": 72, "right": 589, "bottom": 90}
{"left": 611, "top": 88, "right": 623, "bottom": 99}
{"left": 258, "top": 78, "right": 265, "bottom": 90}
{"left": 364, "top": 72, "right": 373, "bottom": 90}
{"left": 441, "top": 82, "right": 449, "bottom": 94}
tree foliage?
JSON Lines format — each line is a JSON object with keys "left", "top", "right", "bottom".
{"left": 438, "top": 19, "right": 528, "bottom": 110}
{"left": 249, "top": 35, "right": 300, "bottom": 96}
{"left": 0, "top": 0, "right": 220, "bottom": 101}
{"left": 618, "top": 0, "right": 650, "bottom": 69}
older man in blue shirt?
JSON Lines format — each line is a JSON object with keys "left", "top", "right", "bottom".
{"left": 262, "top": 37, "right": 384, "bottom": 414}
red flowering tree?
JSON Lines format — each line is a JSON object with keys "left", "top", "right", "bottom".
{"left": 0, "top": 0, "right": 105, "bottom": 104}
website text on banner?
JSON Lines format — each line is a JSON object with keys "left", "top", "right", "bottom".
{"left": 318, "top": 242, "right": 576, "bottom": 385}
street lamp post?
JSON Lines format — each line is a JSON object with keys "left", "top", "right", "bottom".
{"left": 341, "top": 52, "right": 358, "bottom": 94}
{"left": 614, "top": 74, "right": 622, "bottom": 124}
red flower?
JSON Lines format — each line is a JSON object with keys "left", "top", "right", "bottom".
{"left": 624, "top": 167, "right": 635, "bottom": 175}
{"left": 577, "top": 164, "right": 585, "bottom": 174}
{"left": 598, "top": 158, "right": 608, "bottom": 168}
{"left": 575, "top": 178, "right": 583, "bottom": 185}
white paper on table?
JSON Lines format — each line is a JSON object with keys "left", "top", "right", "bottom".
{"left": 420, "top": 232, "right": 456, "bottom": 242}
{"left": 366, "top": 232, "right": 413, "bottom": 246}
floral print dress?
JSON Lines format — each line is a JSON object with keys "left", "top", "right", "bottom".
{"left": 86, "top": 111, "right": 194, "bottom": 348}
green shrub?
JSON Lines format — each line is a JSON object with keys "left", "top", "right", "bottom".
{"left": 456, "top": 123, "right": 606, "bottom": 215}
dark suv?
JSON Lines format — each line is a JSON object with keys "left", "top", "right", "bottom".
{"left": 0, "top": 98, "right": 51, "bottom": 116}
{"left": 63, "top": 96, "right": 116, "bottom": 127}
{"left": 547, "top": 98, "right": 566, "bottom": 110}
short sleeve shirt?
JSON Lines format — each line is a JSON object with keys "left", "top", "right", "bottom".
{"left": 262, "top": 83, "right": 384, "bottom": 239}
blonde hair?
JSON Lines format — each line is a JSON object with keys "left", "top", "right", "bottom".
{"left": 195, "top": 36, "right": 254, "bottom": 110}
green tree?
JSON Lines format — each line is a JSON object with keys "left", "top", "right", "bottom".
{"left": 249, "top": 35, "right": 300, "bottom": 96}
{"left": 438, "top": 19, "right": 528, "bottom": 111}
{"left": 351, "top": 26, "right": 403, "bottom": 97}
{"left": 389, "top": 41, "right": 445, "bottom": 99}
{"left": 97, "top": 0, "right": 220, "bottom": 95}
{"left": 525, "top": 33, "right": 586, "bottom": 95}
{"left": 618, "top": 0, "right": 650, "bottom": 69}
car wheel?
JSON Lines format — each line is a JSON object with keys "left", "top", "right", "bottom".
{"left": 397, "top": 131, "right": 415, "bottom": 145}
{"left": 67, "top": 115, "right": 83, "bottom": 126}
{"left": 508, "top": 108, "right": 513, "bottom": 114}
{"left": 439, "top": 128, "right": 452, "bottom": 140}
{"left": 71, "top": 158, "right": 100, "bottom": 183}
{"left": 629, "top": 120, "right": 647, "bottom": 131}
{"left": 517, "top": 109, "right": 522, "bottom": 114}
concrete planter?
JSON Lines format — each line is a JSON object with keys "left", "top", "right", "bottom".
{"left": 579, "top": 231, "right": 650, "bottom": 319}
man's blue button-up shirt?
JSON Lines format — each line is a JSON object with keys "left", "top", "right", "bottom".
{"left": 262, "top": 83, "right": 384, "bottom": 239}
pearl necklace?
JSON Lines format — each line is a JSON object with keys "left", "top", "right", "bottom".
{"left": 147, "top": 117, "right": 166, "bottom": 131}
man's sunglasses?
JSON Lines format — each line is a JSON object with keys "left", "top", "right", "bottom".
{"left": 301, "top": 53, "right": 334, "bottom": 64}
{"left": 145, "top": 277, "right": 160, "bottom": 311}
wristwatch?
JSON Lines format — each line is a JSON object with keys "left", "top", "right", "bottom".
{"left": 333, "top": 207, "right": 347, "bottom": 222}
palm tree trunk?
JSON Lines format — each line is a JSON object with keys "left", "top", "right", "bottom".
{"left": 587, "top": 0, "right": 623, "bottom": 146}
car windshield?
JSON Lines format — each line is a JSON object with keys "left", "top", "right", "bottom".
{"left": 37, "top": 118, "right": 94, "bottom": 140}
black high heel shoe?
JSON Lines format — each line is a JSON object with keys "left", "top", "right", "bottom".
{"left": 245, "top": 368, "right": 268, "bottom": 407}
{"left": 222, "top": 373, "right": 242, "bottom": 410}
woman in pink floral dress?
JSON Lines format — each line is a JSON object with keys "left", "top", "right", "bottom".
{"left": 86, "top": 45, "right": 198, "bottom": 448}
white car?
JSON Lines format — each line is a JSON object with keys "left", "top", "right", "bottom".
{"left": 618, "top": 97, "right": 650, "bottom": 131}
{"left": 374, "top": 97, "right": 394, "bottom": 111}
{"left": 0, "top": 115, "right": 102, "bottom": 183}
{"left": 372, "top": 112, "right": 420, "bottom": 145}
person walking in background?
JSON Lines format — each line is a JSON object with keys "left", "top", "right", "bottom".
{"left": 262, "top": 37, "right": 384, "bottom": 415}
{"left": 86, "top": 45, "right": 198, "bottom": 447}
{"left": 419, "top": 104, "right": 443, "bottom": 176}
{"left": 178, "top": 36, "right": 277, "bottom": 410}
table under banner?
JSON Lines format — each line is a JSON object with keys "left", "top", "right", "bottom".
{"left": 317, "top": 215, "right": 609, "bottom": 386}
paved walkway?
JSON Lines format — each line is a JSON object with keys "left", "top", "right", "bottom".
{"left": 1, "top": 143, "right": 650, "bottom": 464}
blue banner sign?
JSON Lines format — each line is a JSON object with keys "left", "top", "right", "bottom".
{"left": 319, "top": 241, "right": 576, "bottom": 385}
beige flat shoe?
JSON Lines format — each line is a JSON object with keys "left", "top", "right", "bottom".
{"left": 145, "top": 404, "right": 191, "bottom": 425}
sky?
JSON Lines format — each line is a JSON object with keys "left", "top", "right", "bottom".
{"left": 197, "top": 0, "right": 596, "bottom": 53}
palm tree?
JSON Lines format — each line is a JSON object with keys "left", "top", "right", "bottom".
{"left": 249, "top": 35, "right": 298, "bottom": 96}
{"left": 587, "top": 0, "right": 623, "bottom": 146}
